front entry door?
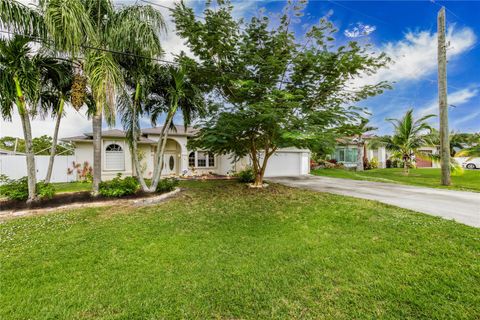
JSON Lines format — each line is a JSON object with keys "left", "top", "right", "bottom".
{"left": 163, "top": 153, "right": 177, "bottom": 175}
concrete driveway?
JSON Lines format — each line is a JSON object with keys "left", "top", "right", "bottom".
{"left": 268, "top": 175, "right": 480, "bottom": 228}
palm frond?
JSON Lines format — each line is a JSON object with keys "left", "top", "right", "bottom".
{"left": 85, "top": 48, "right": 123, "bottom": 125}
{"left": 107, "top": 4, "right": 165, "bottom": 57}
{"left": 43, "top": 0, "right": 95, "bottom": 56}
{"left": 0, "top": 0, "right": 46, "bottom": 36}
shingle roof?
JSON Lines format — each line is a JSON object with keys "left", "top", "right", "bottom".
{"left": 61, "top": 129, "right": 155, "bottom": 144}
{"left": 84, "top": 129, "right": 126, "bottom": 138}
{"left": 61, "top": 125, "right": 197, "bottom": 143}
{"left": 141, "top": 125, "right": 197, "bottom": 136}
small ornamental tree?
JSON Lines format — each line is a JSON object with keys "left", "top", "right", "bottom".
{"left": 173, "top": 0, "right": 390, "bottom": 187}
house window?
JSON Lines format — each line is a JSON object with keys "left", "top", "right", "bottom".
{"left": 169, "top": 155, "right": 175, "bottom": 171}
{"left": 188, "top": 152, "right": 195, "bottom": 167}
{"left": 188, "top": 151, "right": 216, "bottom": 168}
{"left": 197, "top": 151, "right": 207, "bottom": 167}
{"left": 333, "top": 147, "right": 358, "bottom": 163}
{"left": 208, "top": 152, "right": 215, "bottom": 167}
{"left": 105, "top": 143, "right": 125, "bottom": 170}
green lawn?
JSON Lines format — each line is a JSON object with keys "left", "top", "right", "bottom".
{"left": 1, "top": 180, "right": 479, "bottom": 319}
{"left": 53, "top": 181, "right": 92, "bottom": 193}
{"left": 312, "top": 168, "right": 480, "bottom": 192}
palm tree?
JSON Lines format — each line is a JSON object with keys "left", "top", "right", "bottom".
{"left": 1, "top": 0, "right": 165, "bottom": 195}
{"left": 147, "top": 66, "right": 205, "bottom": 191}
{"left": 117, "top": 57, "right": 155, "bottom": 191}
{"left": 456, "top": 146, "right": 480, "bottom": 158}
{"left": 379, "top": 109, "right": 435, "bottom": 174}
{"left": 354, "top": 118, "right": 377, "bottom": 171}
{"left": 0, "top": 36, "right": 65, "bottom": 202}
{"left": 39, "top": 59, "right": 74, "bottom": 183}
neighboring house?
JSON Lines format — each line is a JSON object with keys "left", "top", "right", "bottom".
{"left": 61, "top": 126, "right": 310, "bottom": 181}
{"left": 0, "top": 148, "right": 25, "bottom": 155}
{"left": 330, "top": 135, "right": 440, "bottom": 169}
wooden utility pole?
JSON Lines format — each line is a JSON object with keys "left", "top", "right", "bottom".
{"left": 437, "top": 7, "right": 451, "bottom": 186}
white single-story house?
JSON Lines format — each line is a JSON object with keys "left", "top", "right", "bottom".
{"left": 62, "top": 126, "right": 310, "bottom": 180}
{"left": 330, "top": 135, "right": 440, "bottom": 169}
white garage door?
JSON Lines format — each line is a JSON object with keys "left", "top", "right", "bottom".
{"left": 264, "top": 152, "right": 309, "bottom": 177}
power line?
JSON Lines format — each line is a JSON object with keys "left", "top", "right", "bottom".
{"left": 0, "top": 29, "right": 180, "bottom": 65}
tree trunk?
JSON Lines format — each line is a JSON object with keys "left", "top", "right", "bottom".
{"left": 150, "top": 112, "right": 174, "bottom": 191}
{"left": 45, "top": 97, "right": 64, "bottom": 183}
{"left": 14, "top": 75, "right": 36, "bottom": 203}
{"left": 130, "top": 83, "right": 149, "bottom": 191}
{"left": 20, "top": 111, "right": 37, "bottom": 203}
{"left": 251, "top": 148, "right": 275, "bottom": 188}
{"left": 357, "top": 142, "right": 364, "bottom": 171}
{"left": 92, "top": 110, "right": 102, "bottom": 196}
{"left": 150, "top": 99, "right": 178, "bottom": 191}
{"left": 403, "top": 157, "right": 409, "bottom": 175}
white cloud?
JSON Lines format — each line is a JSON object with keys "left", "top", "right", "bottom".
{"left": 418, "top": 86, "right": 479, "bottom": 117}
{"left": 344, "top": 23, "right": 376, "bottom": 38}
{"left": 452, "top": 110, "right": 480, "bottom": 127}
{"left": 351, "top": 26, "right": 477, "bottom": 88}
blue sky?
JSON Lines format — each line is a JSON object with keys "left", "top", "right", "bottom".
{"left": 1, "top": 0, "right": 478, "bottom": 138}
{"left": 221, "top": 0, "right": 480, "bottom": 135}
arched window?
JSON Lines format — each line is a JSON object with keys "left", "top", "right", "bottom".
{"left": 105, "top": 143, "right": 125, "bottom": 170}
{"left": 188, "top": 152, "right": 196, "bottom": 167}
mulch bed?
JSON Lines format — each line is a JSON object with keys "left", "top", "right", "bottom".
{"left": 0, "top": 191, "right": 164, "bottom": 212}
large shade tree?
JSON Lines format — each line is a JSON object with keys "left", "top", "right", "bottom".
{"left": 173, "top": 0, "right": 390, "bottom": 186}
{"left": 0, "top": 0, "right": 165, "bottom": 195}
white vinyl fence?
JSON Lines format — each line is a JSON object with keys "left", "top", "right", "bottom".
{"left": 0, "top": 155, "right": 76, "bottom": 183}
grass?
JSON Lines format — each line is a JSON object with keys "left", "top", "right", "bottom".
{"left": 312, "top": 168, "right": 480, "bottom": 192}
{"left": 53, "top": 181, "right": 92, "bottom": 193}
{"left": 1, "top": 180, "right": 479, "bottom": 319}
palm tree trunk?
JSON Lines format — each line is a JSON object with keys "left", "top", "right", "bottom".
{"left": 150, "top": 111, "right": 175, "bottom": 191}
{"left": 357, "top": 142, "right": 364, "bottom": 171}
{"left": 403, "top": 156, "right": 409, "bottom": 175}
{"left": 92, "top": 109, "right": 102, "bottom": 195}
{"left": 45, "top": 97, "right": 64, "bottom": 183}
{"left": 14, "top": 75, "right": 37, "bottom": 203}
{"left": 130, "top": 83, "right": 149, "bottom": 191}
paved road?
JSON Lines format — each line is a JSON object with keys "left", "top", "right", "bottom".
{"left": 268, "top": 175, "right": 480, "bottom": 228}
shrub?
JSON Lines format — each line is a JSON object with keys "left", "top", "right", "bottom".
{"left": 236, "top": 167, "right": 255, "bottom": 183}
{"left": 37, "top": 181, "right": 56, "bottom": 199}
{"left": 0, "top": 176, "right": 28, "bottom": 200}
{"left": 0, "top": 176, "right": 56, "bottom": 201}
{"left": 364, "top": 157, "right": 379, "bottom": 170}
{"left": 98, "top": 174, "right": 140, "bottom": 197}
{"left": 327, "top": 159, "right": 337, "bottom": 164}
{"left": 317, "top": 159, "right": 336, "bottom": 169}
{"left": 67, "top": 161, "right": 93, "bottom": 183}
{"left": 156, "top": 178, "right": 179, "bottom": 193}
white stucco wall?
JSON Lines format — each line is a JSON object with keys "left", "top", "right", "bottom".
{"left": 73, "top": 136, "right": 310, "bottom": 179}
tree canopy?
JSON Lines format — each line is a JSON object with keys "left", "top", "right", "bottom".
{"left": 173, "top": 0, "right": 390, "bottom": 186}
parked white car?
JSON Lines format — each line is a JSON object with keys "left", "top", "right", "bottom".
{"left": 462, "top": 158, "right": 480, "bottom": 169}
